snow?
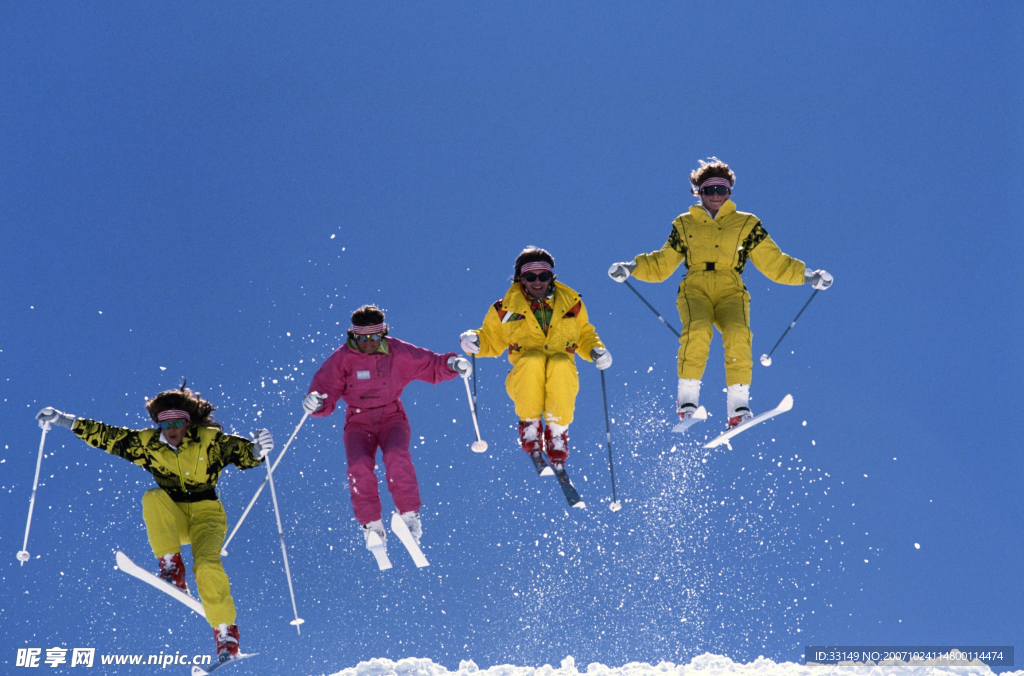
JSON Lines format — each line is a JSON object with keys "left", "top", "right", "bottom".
{"left": 325, "top": 654, "right": 1023, "bottom": 676}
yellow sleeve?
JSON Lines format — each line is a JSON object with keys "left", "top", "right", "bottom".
{"left": 575, "top": 301, "right": 604, "bottom": 361}
{"left": 208, "top": 431, "right": 263, "bottom": 470}
{"left": 475, "top": 304, "right": 508, "bottom": 358}
{"left": 632, "top": 223, "right": 686, "bottom": 283}
{"left": 747, "top": 228, "right": 806, "bottom": 285}
{"left": 73, "top": 418, "right": 150, "bottom": 467}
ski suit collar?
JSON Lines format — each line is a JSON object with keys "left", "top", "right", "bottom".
{"left": 519, "top": 281, "right": 555, "bottom": 303}
{"left": 692, "top": 199, "right": 736, "bottom": 221}
{"left": 158, "top": 423, "right": 196, "bottom": 452}
{"left": 519, "top": 282, "right": 556, "bottom": 333}
{"left": 504, "top": 279, "right": 579, "bottom": 315}
{"left": 346, "top": 336, "right": 389, "bottom": 354}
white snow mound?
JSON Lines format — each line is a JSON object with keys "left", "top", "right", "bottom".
{"left": 326, "top": 654, "right": 1022, "bottom": 676}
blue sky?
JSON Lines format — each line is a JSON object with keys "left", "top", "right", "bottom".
{"left": 1, "top": 2, "right": 1021, "bottom": 674}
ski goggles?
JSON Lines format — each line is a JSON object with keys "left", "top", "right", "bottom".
{"left": 700, "top": 185, "right": 731, "bottom": 196}
{"left": 522, "top": 271, "right": 553, "bottom": 283}
{"left": 355, "top": 333, "right": 384, "bottom": 342}
{"left": 159, "top": 419, "right": 188, "bottom": 429}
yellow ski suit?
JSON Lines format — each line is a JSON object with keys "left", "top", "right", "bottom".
{"left": 73, "top": 419, "right": 263, "bottom": 627}
{"left": 632, "top": 200, "right": 806, "bottom": 385}
{"left": 474, "top": 280, "right": 605, "bottom": 425}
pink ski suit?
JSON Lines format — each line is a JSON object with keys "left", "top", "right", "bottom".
{"left": 307, "top": 337, "right": 458, "bottom": 524}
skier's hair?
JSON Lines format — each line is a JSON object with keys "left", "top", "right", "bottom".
{"left": 145, "top": 383, "right": 222, "bottom": 430}
{"left": 513, "top": 246, "right": 556, "bottom": 282}
{"left": 690, "top": 157, "right": 736, "bottom": 195}
{"left": 347, "top": 305, "right": 389, "bottom": 341}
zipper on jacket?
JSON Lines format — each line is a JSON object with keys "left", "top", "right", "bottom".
{"left": 172, "top": 448, "right": 194, "bottom": 518}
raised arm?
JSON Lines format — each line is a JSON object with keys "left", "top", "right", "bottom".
{"left": 631, "top": 223, "right": 687, "bottom": 283}
{"left": 744, "top": 223, "right": 806, "bottom": 285}
{"left": 393, "top": 340, "right": 460, "bottom": 386}
{"left": 207, "top": 430, "right": 264, "bottom": 470}
{"left": 308, "top": 348, "right": 348, "bottom": 417}
{"left": 72, "top": 418, "right": 152, "bottom": 468}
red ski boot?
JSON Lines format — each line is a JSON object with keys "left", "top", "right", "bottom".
{"left": 727, "top": 408, "right": 753, "bottom": 429}
{"left": 519, "top": 419, "right": 549, "bottom": 474}
{"left": 518, "top": 419, "right": 543, "bottom": 456}
{"left": 157, "top": 553, "right": 188, "bottom": 594}
{"left": 214, "top": 624, "right": 240, "bottom": 663}
{"left": 544, "top": 423, "right": 570, "bottom": 470}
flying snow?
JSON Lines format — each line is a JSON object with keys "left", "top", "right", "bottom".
{"left": 325, "top": 654, "right": 1018, "bottom": 676}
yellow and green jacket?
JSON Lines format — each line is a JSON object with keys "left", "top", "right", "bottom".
{"left": 475, "top": 280, "right": 605, "bottom": 366}
{"left": 73, "top": 419, "right": 263, "bottom": 502}
{"left": 633, "top": 200, "right": 806, "bottom": 285}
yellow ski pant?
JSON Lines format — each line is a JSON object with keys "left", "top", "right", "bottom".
{"left": 505, "top": 350, "right": 579, "bottom": 426}
{"left": 676, "top": 271, "right": 753, "bottom": 386}
{"left": 141, "top": 488, "right": 236, "bottom": 627}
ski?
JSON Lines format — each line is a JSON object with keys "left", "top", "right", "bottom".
{"left": 530, "top": 452, "right": 555, "bottom": 476}
{"left": 552, "top": 467, "right": 586, "bottom": 509}
{"left": 365, "top": 531, "right": 392, "bottom": 571}
{"left": 115, "top": 551, "right": 206, "bottom": 618}
{"left": 671, "top": 405, "right": 707, "bottom": 434}
{"left": 191, "top": 653, "right": 257, "bottom": 675}
{"left": 390, "top": 513, "right": 429, "bottom": 568}
{"left": 704, "top": 394, "right": 793, "bottom": 450}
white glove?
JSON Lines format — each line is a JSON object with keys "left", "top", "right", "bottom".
{"left": 447, "top": 356, "right": 473, "bottom": 378}
{"left": 459, "top": 330, "right": 480, "bottom": 355}
{"left": 608, "top": 261, "right": 636, "bottom": 283}
{"left": 302, "top": 391, "right": 326, "bottom": 414}
{"left": 805, "top": 268, "right": 833, "bottom": 290}
{"left": 252, "top": 428, "right": 274, "bottom": 459}
{"left": 36, "top": 407, "right": 76, "bottom": 430}
{"left": 591, "top": 347, "right": 612, "bottom": 370}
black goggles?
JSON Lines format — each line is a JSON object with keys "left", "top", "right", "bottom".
{"left": 700, "top": 185, "right": 731, "bottom": 196}
{"left": 522, "top": 272, "right": 553, "bottom": 283}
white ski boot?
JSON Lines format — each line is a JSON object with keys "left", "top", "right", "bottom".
{"left": 727, "top": 384, "right": 753, "bottom": 428}
{"left": 361, "top": 519, "right": 386, "bottom": 546}
{"left": 677, "top": 378, "right": 701, "bottom": 420}
{"left": 398, "top": 511, "right": 422, "bottom": 544}
{"left": 672, "top": 378, "right": 708, "bottom": 433}
{"left": 361, "top": 519, "right": 391, "bottom": 570}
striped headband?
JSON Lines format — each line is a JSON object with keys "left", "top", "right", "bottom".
{"left": 698, "top": 177, "right": 732, "bottom": 191}
{"left": 520, "top": 261, "right": 552, "bottom": 275}
{"left": 351, "top": 322, "right": 386, "bottom": 335}
{"left": 157, "top": 409, "right": 191, "bottom": 423}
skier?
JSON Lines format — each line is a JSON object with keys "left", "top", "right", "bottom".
{"left": 459, "top": 246, "right": 611, "bottom": 472}
{"left": 35, "top": 385, "right": 273, "bottom": 664}
{"left": 302, "top": 305, "right": 470, "bottom": 552}
{"left": 608, "top": 158, "right": 833, "bottom": 427}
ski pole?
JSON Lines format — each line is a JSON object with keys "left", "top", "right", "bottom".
{"left": 471, "top": 354, "right": 478, "bottom": 410}
{"left": 759, "top": 289, "right": 819, "bottom": 367}
{"left": 18, "top": 424, "right": 50, "bottom": 564}
{"left": 599, "top": 371, "right": 621, "bottom": 512}
{"left": 222, "top": 412, "right": 309, "bottom": 556}
{"left": 263, "top": 452, "right": 305, "bottom": 634}
{"left": 462, "top": 373, "right": 487, "bottom": 453}
{"left": 622, "top": 280, "right": 681, "bottom": 338}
